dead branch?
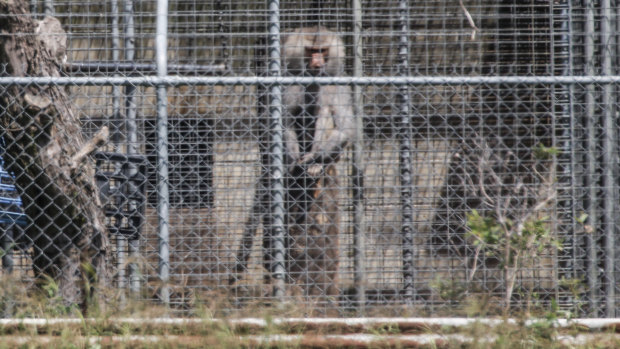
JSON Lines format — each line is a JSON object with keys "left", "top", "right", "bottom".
{"left": 458, "top": 0, "right": 479, "bottom": 40}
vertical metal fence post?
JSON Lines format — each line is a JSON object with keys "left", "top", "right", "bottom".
{"left": 43, "top": 0, "right": 53, "bottom": 15}
{"left": 555, "top": 0, "right": 581, "bottom": 312}
{"left": 123, "top": 0, "right": 142, "bottom": 296}
{"left": 584, "top": 0, "right": 599, "bottom": 316}
{"left": 616, "top": 0, "right": 620, "bottom": 320}
{"left": 123, "top": 0, "right": 137, "bottom": 156}
{"left": 351, "top": 0, "right": 366, "bottom": 313}
{"left": 552, "top": 0, "right": 581, "bottom": 313}
{"left": 155, "top": 0, "right": 170, "bottom": 305}
{"left": 128, "top": 236, "right": 140, "bottom": 293}
{"left": 111, "top": 0, "right": 127, "bottom": 299}
{"left": 600, "top": 0, "right": 617, "bottom": 317}
{"left": 111, "top": 0, "right": 122, "bottom": 151}
{"left": 1, "top": 223, "right": 14, "bottom": 314}
{"left": 1, "top": 229, "right": 13, "bottom": 274}
{"left": 267, "top": 0, "right": 286, "bottom": 300}
{"left": 397, "top": 0, "right": 415, "bottom": 303}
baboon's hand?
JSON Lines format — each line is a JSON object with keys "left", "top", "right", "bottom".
{"left": 298, "top": 152, "right": 315, "bottom": 164}
{"left": 307, "top": 164, "right": 323, "bottom": 177}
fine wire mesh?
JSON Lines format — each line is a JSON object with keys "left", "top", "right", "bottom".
{"left": 0, "top": 0, "right": 618, "bottom": 317}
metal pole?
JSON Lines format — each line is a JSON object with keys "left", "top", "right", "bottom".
{"left": 115, "top": 237, "right": 127, "bottom": 296}
{"left": 123, "top": 0, "right": 138, "bottom": 156}
{"left": 110, "top": 0, "right": 128, "bottom": 300}
{"left": 267, "top": 0, "right": 286, "bottom": 299}
{"left": 43, "top": 0, "right": 53, "bottom": 15}
{"left": 8, "top": 75, "right": 620, "bottom": 87}
{"left": 123, "top": 0, "right": 142, "bottom": 297}
{"left": 351, "top": 0, "right": 366, "bottom": 313}
{"left": 128, "top": 238, "right": 141, "bottom": 293}
{"left": 155, "top": 0, "right": 170, "bottom": 305}
{"left": 1, "top": 226, "right": 13, "bottom": 316}
{"left": 1, "top": 228, "right": 13, "bottom": 274}
{"left": 111, "top": 1, "right": 122, "bottom": 152}
{"left": 584, "top": 0, "right": 599, "bottom": 317}
{"left": 397, "top": 0, "right": 415, "bottom": 303}
{"left": 615, "top": 0, "right": 620, "bottom": 320}
{"left": 552, "top": 0, "right": 581, "bottom": 314}
{"left": 601, "top": 0, "right": 617, "bottom": 317}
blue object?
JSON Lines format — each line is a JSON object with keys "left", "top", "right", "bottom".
{"left": 0, "top": 162, "right": 27, "bottom": 227}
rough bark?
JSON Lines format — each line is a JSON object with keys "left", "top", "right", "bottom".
{"left": 0, "top": 0, "right": 109, "bottom": 311}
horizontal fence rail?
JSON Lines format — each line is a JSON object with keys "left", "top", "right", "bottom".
{"left": 3, "top": 75, "right": 620, "bottom": 86}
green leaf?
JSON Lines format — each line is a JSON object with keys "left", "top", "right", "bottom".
{"left": 576, "top": 213, "right": 588, "bottom": 224}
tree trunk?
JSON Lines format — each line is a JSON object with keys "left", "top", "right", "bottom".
{"left": 0, "top": 0, "right": 109, "bottom": 311}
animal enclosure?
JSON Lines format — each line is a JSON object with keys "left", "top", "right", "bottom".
{"left": 0, "top": 0, "right": 619, "bottom": 317}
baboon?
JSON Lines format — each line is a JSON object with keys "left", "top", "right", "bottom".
{"left": 231, "top": 27, "right": 355, "bottom": 302}
{"left": 276, "top": 26, "right": 356, "bottom": 298}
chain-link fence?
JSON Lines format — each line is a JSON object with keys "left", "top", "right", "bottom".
{"left": 0, "top": 0, "right": 618, "bottom": 317}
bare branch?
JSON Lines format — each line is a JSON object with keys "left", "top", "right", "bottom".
{"left": 458, "top": 0, "right": 479, "bottom": 40}
{"left": 71, "top": 126, "right": 109, "bottom": 170}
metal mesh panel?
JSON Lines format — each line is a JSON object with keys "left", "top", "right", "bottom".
{"left": 0, "top": 0, "right": 618, "bottom": 317}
